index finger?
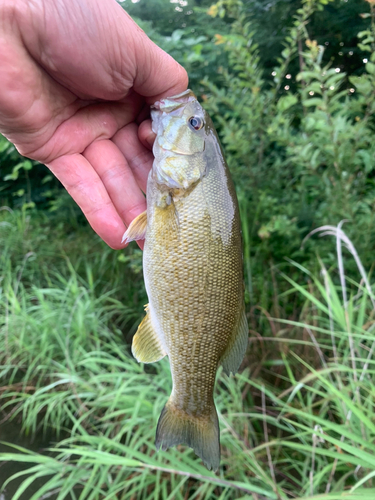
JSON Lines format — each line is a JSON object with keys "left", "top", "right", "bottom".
{"left": 48, "top": 153, "right": 127, "bottom": 249}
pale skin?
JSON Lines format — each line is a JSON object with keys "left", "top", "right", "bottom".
{"left": 0, "top": 0, "right": 188, "bottom": 249}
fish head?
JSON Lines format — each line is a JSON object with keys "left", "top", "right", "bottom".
{"left": 151, "top": 90, "right": 207, "bottom": 190}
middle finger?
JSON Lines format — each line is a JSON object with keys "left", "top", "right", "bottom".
{"left": 83, "top": 138, "right": 147, "bottom": 231}
{"left": 112, "top": 122, "right": 153, "bottom": 193}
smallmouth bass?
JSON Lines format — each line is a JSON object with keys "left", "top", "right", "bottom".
{"left": 123, "top": 89, "right": 248, "bottom": 471}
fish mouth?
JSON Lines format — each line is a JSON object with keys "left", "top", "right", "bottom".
{"left": 151, "top": 89, "right": 198, "bottom": 136}
{"left": 151, "top": 89, "right": 197, "bottom": 115}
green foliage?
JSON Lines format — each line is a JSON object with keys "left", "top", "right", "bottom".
{"left": 207, "top": 0, "right": 369, "bottom": 81}
{"left": 0, "top": 135, "right": 59, "bottom": 210}
{"left": 203, "top": 0, "right": 375, "bottom": 309}
{"left": 2, "top": 0, "right": 375, "bottom": 498}
{"left": 0, "top": 208, "right": 146, "bottom": 336}
{"left": 122, "top": 0, "right": 232, "bottom": 90}
{"left": 1, "top": 204, "right": 375, "bottom": 498}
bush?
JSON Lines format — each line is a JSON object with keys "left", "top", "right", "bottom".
{"left": 203, "top": 0, "right": 375, "bottom": 310}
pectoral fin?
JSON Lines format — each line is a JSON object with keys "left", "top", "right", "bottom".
{"left": 132, "top": 307, "right": 166, "bottom": 363}
{"left": 220, "top": 307, "right": 248, "bottom": 375}
{"left": 121, "top": 211, "right": 147, "bottom": 244}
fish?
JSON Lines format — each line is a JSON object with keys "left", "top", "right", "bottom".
{"left": 122, "top": 89, "right": 248, "bottom": 471}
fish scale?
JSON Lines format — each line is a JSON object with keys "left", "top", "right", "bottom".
{"left": 122, "top": 89, "right": 248, "bottom": 471}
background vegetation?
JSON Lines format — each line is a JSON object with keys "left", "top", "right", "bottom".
{"left": 1, "top": 0, "right": 375, "bottom": 498}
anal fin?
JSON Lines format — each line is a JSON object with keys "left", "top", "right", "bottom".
{"left": 122, "top": 210, "right": 147, "bottom": 244}
{"left": 132, "top": 306, "right": 166, "bottom": 363}
{"left": 220, "top": 307, "right": 248, "bottom": 376}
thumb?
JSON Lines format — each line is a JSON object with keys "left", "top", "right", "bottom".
{"left": 131, "top": 31, "right": 188, "bottom": 103}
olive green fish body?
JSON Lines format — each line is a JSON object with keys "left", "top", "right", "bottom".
{"left": 125, "top": 90, "right": 248, "bottom": 471}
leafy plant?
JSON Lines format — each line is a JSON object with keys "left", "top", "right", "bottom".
{"left": 203, "top": 0, "right": 375, "bottom": 311}
{"left": 2, "top": 1, "right": 375, "bottom": 498}
{"left": 0, "top": 135, "right": 58, "bottom": 209}
{"left": 1, "top": 199, "right": 375, "bottom": 498}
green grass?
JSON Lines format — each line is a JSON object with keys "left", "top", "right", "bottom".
{"left": 1, "top": 208, "right": 375, "bottom": 499}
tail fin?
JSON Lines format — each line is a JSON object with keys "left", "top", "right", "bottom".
{"left": 155, "top": 399, "right": 220, "bottom": 471}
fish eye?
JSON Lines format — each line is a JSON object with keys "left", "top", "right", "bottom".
{"left": 188, "top": 116, "right": 204, "bottom": 131}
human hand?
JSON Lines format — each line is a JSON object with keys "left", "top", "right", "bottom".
{"left": 0, "top": 0, "right": 187, "bottom": 248}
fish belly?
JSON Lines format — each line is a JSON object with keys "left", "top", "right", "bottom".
{"left": 144, "top": 173, "right": 243, "bottom": 418}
